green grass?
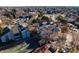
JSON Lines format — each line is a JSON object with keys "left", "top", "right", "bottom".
{"left": 0, "top": 42, "right": 30, "bottom": 53}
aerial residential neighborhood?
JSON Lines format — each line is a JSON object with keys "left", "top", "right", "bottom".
{"left": 0, "top": 7, "right": 79, "bottom": 53}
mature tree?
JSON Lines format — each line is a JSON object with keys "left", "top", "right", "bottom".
{"left": 32, "top": 19, "right": 38, "bottom": 23}
{"left": 56, "top": 15, "right": 67, "bottom": 25}
{"left": 4, "top": 9, "right": 16, "bottom": 19}
{"left": 41, "top": 16, "right": 50, "bottom": 23}
{"left": 11, "top": 9, "right": 16, "bottom": 18}
{"left": 38, "top": 9, "right": 44, "bottom": 17}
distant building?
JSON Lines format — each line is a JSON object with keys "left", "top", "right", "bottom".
{"left": 17, "top": 15, "right": 32, "bottom": 20}
{"left": 67, "top": 18, "right": 75, "bottom": 23}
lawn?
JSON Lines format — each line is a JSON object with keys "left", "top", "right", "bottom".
{"left": 0, "top": 42, "right": 32, "bottom": 53}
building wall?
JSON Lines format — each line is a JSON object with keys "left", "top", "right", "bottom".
{"left": 1, "top": 31, "right": 14, "bottom": 42}
{"left": 21, "top": 30, "right": 30, "bottom": 40}
{"left": 21, "top": 30, "right": 27, "bottom": 39}
{"left": 8, "top": 31, "right": 15, "bottom": 40}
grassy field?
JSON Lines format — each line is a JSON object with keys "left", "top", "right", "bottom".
{"left": 0, "top": 42, "right": 32, "bottom": 53}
